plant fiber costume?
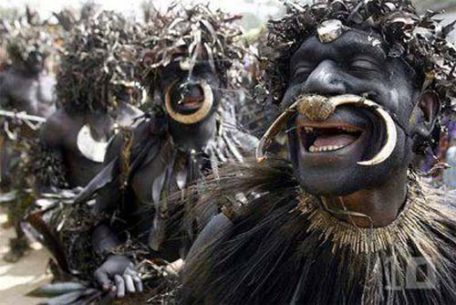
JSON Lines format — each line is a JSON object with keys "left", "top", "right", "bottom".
{"left": 30, "top": 5, "right": 257, "bottom": 304}
{"left": 182, "top": 1, "right": 456, "bottom": 305}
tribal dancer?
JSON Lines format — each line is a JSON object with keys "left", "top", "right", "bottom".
{"left": 34, "top": 11, "right": 143, "bottom": 191}
{"left": 31, "top": 5, "right": 257, "bottom": 304}
{"left": 0, "top": 25, "right": 56, "bottom": 262}
{"left": 182, "top": 1, "right": 456, "bottom": 305}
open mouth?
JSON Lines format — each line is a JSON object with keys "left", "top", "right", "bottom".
{"left": 165, "top": 80, "right": 214, "bottom": 125}
{"left": 298, "top": 122, "right": 363, "bottom": 154}
{"left": 178, "top": 95, "right": 204, "bottom": 111}
{"left": 174, "top": 85, "right": 205, "bottom": 113}
{"left": 257, "top": 94, "right": 396, "bottom": 166}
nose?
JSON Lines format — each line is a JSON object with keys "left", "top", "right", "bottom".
{"left": 179, "top": 82, "right": 204, "bottom": 99}
{"left": 303, "top": 60, "right": 346, "bottom": 95}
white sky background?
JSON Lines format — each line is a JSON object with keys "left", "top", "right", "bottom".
{"left": 2, "top": 0, "right": 455, "bottom": 35}
{"left": 1, "top": 0, "right": 283, "bottom": 21}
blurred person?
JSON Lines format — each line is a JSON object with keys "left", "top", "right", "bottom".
{"left": 0, "top": 26, "right": 56, "bottom": 262}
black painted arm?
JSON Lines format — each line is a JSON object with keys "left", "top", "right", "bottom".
{"left": 91, "top": 223, "right": 121, "bottom": 256}
{"left": 0, "top": 76, "right": 11, "bottom": 108}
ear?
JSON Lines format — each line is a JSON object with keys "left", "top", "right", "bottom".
{"left": 411, "top": 91, "right": 440, "bottom": 138}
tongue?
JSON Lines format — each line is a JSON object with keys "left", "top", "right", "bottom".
{"left": 182, "top": 97, "right": 203, "bottom": 107}
{"left": 314, "top": 134, "right": 358, "bottom": 148}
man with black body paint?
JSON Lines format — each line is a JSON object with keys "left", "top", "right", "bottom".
{"left": 35, "top": 12, "right": 143, "bottom": 191}
{"left": 0, "top": 31, "right": 56, "bottom": 262}
{"left": 182, "top": 1, "right": 456, "bottom": 305}
{"left": 71, "top": 6, "right": 258, "bottom": 300}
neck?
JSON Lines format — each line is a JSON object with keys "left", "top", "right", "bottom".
{"left": 169, "top": 113, "right": 217, "bottom": 152}
{"left": 14, "top": 66, "right": 40, "bottom": 78}
{"left": 322, "top": 168, "right": 408, "bottom": 228}
{"left": 85, "top": 111, "right": 113, "bottom": 140}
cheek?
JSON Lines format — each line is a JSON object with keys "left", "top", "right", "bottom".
{"left": 207, "top": 77, "right": 223, "bottom": 91}
{"left": 384, "top": 122, "right": 413, "bottom": 168}
{"left": 387, "top": 89, "right": 400, "bottom": 113}
{"left": 282, "top": 85, "right": 302, "bottom": 106}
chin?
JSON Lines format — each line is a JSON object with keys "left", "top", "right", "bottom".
{"left": 297, "top": 165, "right": 390, "bottom": 196}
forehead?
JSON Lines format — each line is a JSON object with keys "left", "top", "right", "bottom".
{"left": 291, "top": 29, "right": 387, "bottom": 62}
{"left": 161, "top": 58, "right": 213, "bottom": 74}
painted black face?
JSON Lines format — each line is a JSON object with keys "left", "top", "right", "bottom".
{"left": 159, "top": 60, "right": 223, "bottom": 151}
{"left": 25, "top": 50, "right": 45, "bottom": 75}
{"left": 283, "top": 30, "right": 434, "bottom": 196}
{"left": 160, "top": 61, "right": 222, "bottom": 118}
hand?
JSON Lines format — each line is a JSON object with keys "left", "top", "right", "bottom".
{"left": 94, "top": 255, "right": 143, "bottom": 298}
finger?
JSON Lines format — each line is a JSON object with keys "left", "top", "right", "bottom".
{"left": 94, "top": 270, "right": 112, "bottom": 291}
{"left": 124, "top": 268, "right": 142, "bottom": 292}
{"left": 123, "top": 267, "right": 134, "bottom": 276}
{"left": 123, "top": 274, "right": 136, "bottom": 293}
{"left": 133, "top": 275, "right": 143, "bottom": 292}
{"left": 108, "top": 286, "right": 117, "bottom": 299}
{"left": 114, "top": 275, "right": 125, "bottom": 298}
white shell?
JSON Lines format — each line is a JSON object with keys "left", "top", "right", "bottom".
{"left": 76, "top": 124, "right": 109, "bottom": 163}
{"left": 317, "top": 20, "right": 344, "bottom": 43}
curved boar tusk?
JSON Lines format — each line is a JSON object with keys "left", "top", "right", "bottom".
{"left": 256, "top": 94, "right": 398, "bottom": 165}
{"left": 354, "top": 101, "right": 397, "bottom": 166}
{"left": 256, "top": 101, "right": 299, "bottom": 163}
{"left": 165, "top": 80, "right": 213, "bottom": 125}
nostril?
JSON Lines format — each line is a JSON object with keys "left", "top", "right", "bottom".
{"left": 328, "top": 79, "right": 346, "bottom": 92}
{"left": 180, "top": 84, "right": 204, "bottom": 100}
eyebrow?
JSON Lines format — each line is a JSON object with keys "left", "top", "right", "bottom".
{"left": 291, "top": 30, "right": 388, "bottom": 66}
{"left": 340, "top": 30, "right": 388, "bottom": 60}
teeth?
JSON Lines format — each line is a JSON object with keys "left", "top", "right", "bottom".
{"left": 303, "top": 126, "right": 358, "bottom": 133}
{"left": 302, "top": 126, "right": 358, "bottom": 133}
{"left": 309, "top": 145, "right": 345, "bottom": 153}
{"left": 340, "top": 126, "right": 357, "bottom": 133}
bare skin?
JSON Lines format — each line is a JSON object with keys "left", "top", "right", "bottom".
{"left": 322, "top": 169, "right": 408, "bottom": 227}
{"left": 39, "top": 102, "right": 142, "bottom": 189}
{"left": 0, "top": 62, "right": 56, "bottom": 118}
{"left": 0, "top": 57, "right": 56, "bottom": 188}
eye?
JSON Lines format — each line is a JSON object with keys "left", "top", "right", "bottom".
{"left": 292, "top": 64, "right": 314, "bottom": 79}
{"left": 349, "top": 57, "right": 379, "bottom": 71}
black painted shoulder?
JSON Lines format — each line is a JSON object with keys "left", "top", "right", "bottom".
{"left": 39, "top": 109, "right": 70, "bottom": 148}
{"left": 104, "top": 113, "right": 167, "bottom": 163}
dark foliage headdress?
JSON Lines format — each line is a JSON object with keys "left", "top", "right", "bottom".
{"left": 57, "top": 11, "right": 143, "bottom": 113}
{"left": 263, "top": 0, "right": 456, "bottom": 123}
{"left": 5, "top": 25, "right": 52, "bottom": 65}
{"left": 139, "top": 4, "right": 247, "bottom": 98}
